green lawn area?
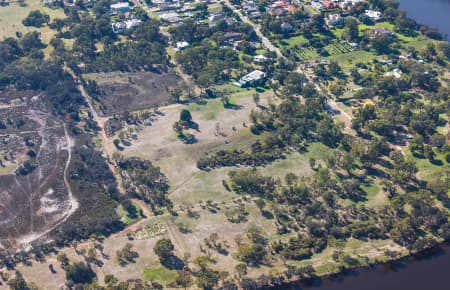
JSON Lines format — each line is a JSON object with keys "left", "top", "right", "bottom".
{"left": 362, "top": 178, "right": 388, "bottom": 208}
{"left": 143, "top": 265, "right": 178, "bottom": 285}
{"left": 359, "top": 21, "right": 425, "bottom": 43}
{"left": 260, "top": 142, "right": 334, "bottom": 180}
{"left": 326, "top": 50, "right": 377, "bottom": 71}
{"left": 304, "top": 142, "right": 334, "bottom": 160}
{"left": 186, "top": 83, "right": 265, "bottom": 120}
{"left": 277, "top": 35, "right": 308, "bottom": 48}
{"left": 0, "top": 0, "right": 65, "bottom": 46}
{"left": 260, "top": 151, "right": 312, "bottom": 180}
{"left": 414, "top": 152, "right": 450, "bottom": 182}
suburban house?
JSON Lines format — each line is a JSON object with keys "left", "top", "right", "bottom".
{"left": 235, "top": 70, "right": 266, "bottom": 87}
{"left": 111, "top": 19, "right": 142, "bottom": 34}
{"left": 339, "top": 0, "right": 365, "bottom": 9}
{"left": 242, "top": 1, "right": 258, "bottom": 14}
{"left": 326, "top": 13, "right": 342, "bottom": 27}
{"left": 156, "top": 2, "right": 181, "bottom": 11}
{"left": 368, "top": 27, "right": 395, "bottom": 38}
{"left": 384, "top": 68, "right": 403, "bottom": 78}
{"left": 365, "top": 9, "right": 382, "bottom": 21}
{"left": 322, "top": 0, "right": 339, "bottom": 9}
{"left": 311, "top": 1, "right": 324, "bottom": 11}
{"left": 209, "top": 12, "right": 224, "bottom": 27}
{"left": 175, "top": 41, "right": 190, "bottom": 51}
{"left": 253, "top": 54, "right": 268, "bottom": 63}
{"left": 281, "top": 22, "right": 294, "bottom": 33}
{"left": 223, "top": 32, "right": 242, "bottom": 43}
{"left": 250, "top": 11, "right": 262, "bottom": 19}
{"left": 160, "top": 12, "right": 184, "bottom": 25}
{"left": 110, "top": 2, "right": 130, "bottom": 14}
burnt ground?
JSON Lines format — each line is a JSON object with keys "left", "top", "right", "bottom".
{"left": 0, "top": 90, "right": 75, "bottom": 251}
{"left": 85, "top": 71, "right": 187, "bottom": 116}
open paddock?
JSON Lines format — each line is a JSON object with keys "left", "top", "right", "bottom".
{"left": 84, "top": 71, "right": 187, "bottom": 116}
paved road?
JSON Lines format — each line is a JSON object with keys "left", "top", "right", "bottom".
{"left": 224, "top": 1, "right": 354, "bottom": 132}
{"left": 224, "top": 0, "right": 284, "bottom": 59}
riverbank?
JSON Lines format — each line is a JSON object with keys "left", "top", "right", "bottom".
{"left": 278, "top": 243, "right": 450, "bottom": 290}
{"left": 397, "top": 0, "right": 450, "bottom": 41}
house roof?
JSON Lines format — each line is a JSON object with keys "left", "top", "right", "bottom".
{"left": 241, "top": 70, "right": 265, "bottom": 82}
{"left": 111, "top": 2, "right": 130, "bottom": 10}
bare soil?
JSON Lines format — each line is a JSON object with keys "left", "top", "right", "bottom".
{"left": 84, "top": 71, "right": 187, "bottom": 116}
{"left": 0, "top": 90, "right": 75, "bottom": 252}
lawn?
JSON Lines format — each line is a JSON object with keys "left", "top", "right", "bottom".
{"left": 326, "top": 50, "right": 377, "bottom": 71}
{"left": 414, "top": 152, "right": 450, "bottom": 182}
{"left": 0, "top": 0, "right": 66, "bottom": 55}
{"left": 362, "top": 178, "right": 388, "bottom": 208}
{"left": 359, "top": 21, "right": 424, "bottom": 43}
{"left": 143, "top": 265, "right": 178, "bottom": 285}
{"left": 277, "top": 34, "right": 308, "bottom": 48}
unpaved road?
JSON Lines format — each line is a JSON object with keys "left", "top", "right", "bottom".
{"left": 19, "top": 124, "right": 78, "bottom": 246}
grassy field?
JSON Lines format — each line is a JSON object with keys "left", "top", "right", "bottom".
{"left": 143, "top": 265, "right": 178, "bottom": 284}
{"left": 362, "top": 178, "right": 388, "bottom": 208}
{"left": 414, "top": 152, "right": 450, "bottom": 182}
{"left": 326, "top": 50, "right": 377, "bottom": 71}
{"left": 277, "top": 35, "right": 308, "bottom": 48}
{"left": 0, "top": 0, "right": 66, "bottom": 56}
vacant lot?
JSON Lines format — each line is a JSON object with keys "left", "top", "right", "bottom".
{"left": 121, "top": 85, "right": 276, "bottom": 206}
{"left": 84, "top": 71, "right": 187, "bottom": 116}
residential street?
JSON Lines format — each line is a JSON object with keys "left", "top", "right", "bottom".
{"left": 224, "top": 1, "right": 355, "bottom": 132}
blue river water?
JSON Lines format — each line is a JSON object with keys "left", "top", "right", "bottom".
{"left": 280, "top": 245, "right": 450, "bottom": 290}
{"left": 398, "top": 0, "right": 450, "bottom": 40}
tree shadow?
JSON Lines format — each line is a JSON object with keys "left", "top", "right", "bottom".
{"left": 430, "top": 159, "right": 443, "bottom": 166}
{"left": 160, "top": 255, "right": 185, "bottom": 270}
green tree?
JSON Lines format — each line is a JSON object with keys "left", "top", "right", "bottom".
{"left": 343, "top": 17, "right": 359, "bottom": 41}
{"left": 22, "top": 10, "right": 49, "bottom": 28}
{"left": 154, "top": 238, "right": 175, "bottom": 261}
{"left": 7, "top": 271, "right": 32, "bottom": 290}
{"left": 65, "top": 262, "right": 96, "bottom": 284}
{"left": 237, "top": 243, "right": 267, "bottom": 266}
{"left": 180, "top": 109, "right": 192, "bottom": 123}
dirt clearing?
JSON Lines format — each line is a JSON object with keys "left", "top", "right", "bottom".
{"left": 84, "top": 71, "right": 187, "bottom": 116}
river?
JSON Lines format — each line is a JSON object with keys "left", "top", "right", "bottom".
{"left": 397, "top": 0, "right": 450, "bottom": 40}
{"left": 280, "top": 245, "right": 450, "bottom": 290}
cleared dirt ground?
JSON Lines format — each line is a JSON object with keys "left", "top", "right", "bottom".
{"left": 0, "top": 90, "right": 75, "bottom": 251}
{"left": 84, "top": 71, "right": 187, "bottom": 116}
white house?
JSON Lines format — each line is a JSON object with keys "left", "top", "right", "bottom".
{"left": 253, "top": 54, "right": 268, "bottom": 63}
{"left": 311, "top": 1, "right": 324, "bottom": 11}
{"left": 110, "top": 2, "right": 130, "bottom": 13}
{"left": 112, "top": 19, "right": 142, "bottom": 34}
{"left": 175, "top": 41, "right": 189, "bottom": 51}
{"left": 365, "top": 9, "right": 382, "bottom": 21}
{"left": 384, "top": 68, "right": 402, "bottom": 78}
{"left": 112, "top": 22, "right": 127, "bottom": 34}
{"left": 235, "top": 70, "right": 266, "bottom": 87}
